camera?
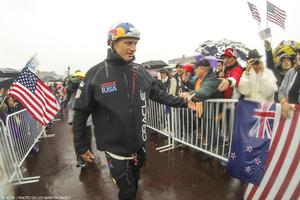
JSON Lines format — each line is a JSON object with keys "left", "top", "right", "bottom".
{"left": 251, "top": 58, "right": 260, "bottom": 65}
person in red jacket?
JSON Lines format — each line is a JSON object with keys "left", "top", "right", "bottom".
{"left": 217, "top": 48, "right": 244, "bottom": 99}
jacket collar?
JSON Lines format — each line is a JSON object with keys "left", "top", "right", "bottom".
{"left": 106, "top": 48, "right": 135, "bottom": 67}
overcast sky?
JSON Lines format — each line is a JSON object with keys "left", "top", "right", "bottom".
{"left": 0, "top": 0, "right": 299, "bottom": 75}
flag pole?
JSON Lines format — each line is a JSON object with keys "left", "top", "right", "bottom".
{"left": 0, "top": 96, "right": 7, "bottom": 108}
{"left": 266, "top": 0, "right": 268, "bottom": 29}
{"left": 265, "top": 0, "right": 268, "bottom": 41}
{"left": 257, "top": 21, "right": 262, "bottom": 32}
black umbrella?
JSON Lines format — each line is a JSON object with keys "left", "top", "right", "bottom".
{"left": 141, "top": 60, "right": 168, "bottom": 69}
{"left": 0, "top": 77, "right": 16, "bottom": 89}
{"left": 0, "top": 68, "right": 20, "bottom": 78}
{"left": 0, "top": 68, "right": 20, "bottom": 89}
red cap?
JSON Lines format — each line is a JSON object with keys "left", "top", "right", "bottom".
{"left": 222, "top": 48, "right": 238, "bottom": 58}
{"left": 182, "top": 63, "right": 194, "bottom": 73}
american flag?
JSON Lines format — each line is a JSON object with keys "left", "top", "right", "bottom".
{"left": 247, "top": 2, "right": 261, "bottom": 23}
{"left": 244, "top": 104, "right": 300, "bottom": 200}
{"left": 267, "top": 1, "right": 286, "bottom": 29}
{"left": 8, "top": 67, "right": 60, "bottom": 126}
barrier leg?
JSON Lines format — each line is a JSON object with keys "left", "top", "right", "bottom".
{"left": 156, "top": 112, "right": 178, "bottom": 152}
{"left": 40, "top": 127, "right": 55, "bottom": 138}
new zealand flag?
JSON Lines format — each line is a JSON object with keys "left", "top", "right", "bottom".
{"left": 227, "top": 100, "right": 276, "bottom": 186}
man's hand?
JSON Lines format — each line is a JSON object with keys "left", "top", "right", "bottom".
{"left": 188, "top": 101, "right": 196, "bottom": 111}
{"left": 264, "top": 40, "right": 272, "bottom": 51}
{"left": 246, "top": 60, "right": 253, "bottom": 73}
{"left": 218, "top": 71, "right": 225, "bottom": 78}
{"left": 179, "top": 92, "right": 190, "bottom": 99}
{"left": 81, "top": 149, "right": 95, "bottom": 163}
{"left": 180, "top": 93, "right": 196, "bottom": 110}
{"left": 281, "top": 102, "right": 295, "bottom": 119}
{"left": 218, "top": 78, "right": 230, "bottom": 92}
{"left": 187, "top": 94, "right": 196, "bottom": 110}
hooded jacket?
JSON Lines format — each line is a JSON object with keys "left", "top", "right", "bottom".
{"left": 73, "top": 48, "right": 187, "bottom": 156}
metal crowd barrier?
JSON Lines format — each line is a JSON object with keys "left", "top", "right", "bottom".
{"left": 0, "top": 109, "right": 46, "bottom": 185}
{"left": 147, "top": 99, "right": 238, "bottom": 161}
{"left": 147, "top": 100, "right": 173, "bottom": 152}
{"left": 0, "top": 120, "right": 12, "bottom": 196}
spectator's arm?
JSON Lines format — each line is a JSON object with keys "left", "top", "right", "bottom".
{"left": 265, "top": 40, "right": 275, "bottom": 71}
{"left": 150, "top": 80, "right": 187, "bottom": 107}
{"left": 137, "top": 64, "right": 188, "bottom": 107}
{"left": 237, "top": 72, "right": 251, "bottom": 96}
{"left": 278, "top": 70, "right": 292, "bottom": 102}
{"left": 227, "top": 67, "right": 244, "bottom": 88}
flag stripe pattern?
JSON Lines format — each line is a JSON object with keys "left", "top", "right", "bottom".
{"left": 267, "top": 1, "right": 286, "bottom": 29}
{"left": 8, "top": 67, "right": 60, "bottom": 126}
{"left": 247, "top": 2, "right": 261, "bottom": 23}
{"left": 244, "top": 105, "right": 300, "bottom": 200}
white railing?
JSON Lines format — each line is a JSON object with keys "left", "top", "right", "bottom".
{"left": 0, "top": 120, "right": 12, "bottom": 196}
{"left": 147, "top": 99, "right": 238, "bottom": 161}
{"left": 0, "top": 109, "right": 46, "bottom": 185}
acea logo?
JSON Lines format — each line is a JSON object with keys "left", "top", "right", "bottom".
{"left": 101, "top": 81, "right": 117, "bottom": 94}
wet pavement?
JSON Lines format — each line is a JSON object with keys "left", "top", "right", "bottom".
{"left": 14, "top": 118, "right": 243, "bottom": 200}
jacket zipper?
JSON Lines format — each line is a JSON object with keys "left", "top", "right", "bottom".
{"left": 123, "top": 72, "right": 130, "bottom": 101}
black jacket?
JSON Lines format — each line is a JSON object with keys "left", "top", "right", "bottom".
{"left": 73, "top": 49, "right": 187, "bottom": 156}
{"left": 265, "top": 49, "right": 286, "bottom": 88}
{"left": 265, "top": 49, "right": 287, "bottom": 102}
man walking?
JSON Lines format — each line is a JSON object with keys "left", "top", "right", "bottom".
{"left": 72, "top": 22, "right": 194, "bottom": 200}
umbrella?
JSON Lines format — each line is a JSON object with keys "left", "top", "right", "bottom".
{"left": 195, "top": 39, "right": 250, "bottom": 61}
{"left": 141, "top": 60, "right": 168, "bottom": 69}
{"left": 195, "top": 54, "right": 219, "bottom": 69}
{"left": 0, "top": 68, "right": 20, "bottom": 89}
{"left": 0, "top": 68, "right": 20, "bottom": 78}
{"left": 41, "top": 75, "right": 59, "bottom": 82}
{"left": 0, "top": 77, "right": 16, "bottom": 89}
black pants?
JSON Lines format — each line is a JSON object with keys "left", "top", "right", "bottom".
{"left": 105, "top": 147, "right": 146, "bottom": 200}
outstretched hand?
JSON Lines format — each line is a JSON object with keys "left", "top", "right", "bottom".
{"left": 182, "top": 93, "right": 196, "bottom": 111}
{"left": 218, "top": 78, "right": 230, "bottom": 92}
{"left": 179, "top": 92, "right": 190, "bottom": 99}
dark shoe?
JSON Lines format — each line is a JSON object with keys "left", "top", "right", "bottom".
{"left": 201, "top": 153, "right": 210, "bottom": 161}
{"left": 79, "top": 167, "right": 87, "bottom": 182}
